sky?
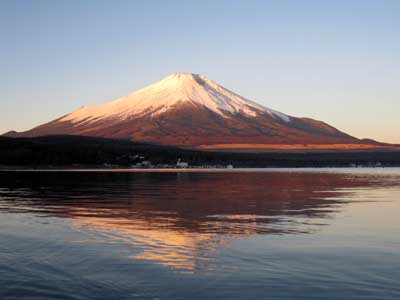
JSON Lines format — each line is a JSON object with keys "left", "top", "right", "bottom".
{"left": 1, "top": 0, "right": 399, "bottom": 143}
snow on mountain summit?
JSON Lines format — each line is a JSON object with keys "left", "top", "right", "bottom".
{"left": 61, "top": 73, "right": 291, "bottom": 124}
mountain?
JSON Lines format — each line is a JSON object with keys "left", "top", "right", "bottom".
{"left": 3, "top": 73, "right": 384, "bottom": 150}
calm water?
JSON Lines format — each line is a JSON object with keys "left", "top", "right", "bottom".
{"left": 0, "top": 169, "right": 399, "bottom": 300}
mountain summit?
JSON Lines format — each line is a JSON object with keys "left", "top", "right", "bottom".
{"left": 61, "top": 72, "right": 290, "bottom": 124}
{"left": 6, "top": 73, "right": 371, "bottom": 150}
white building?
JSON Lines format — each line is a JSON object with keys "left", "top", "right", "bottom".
{"left": 176, "top": 158, "right": 189, "bottom": 168}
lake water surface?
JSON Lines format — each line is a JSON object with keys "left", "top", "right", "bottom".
{"left": 0, "top": 169, "right": 399, "bottom": 299}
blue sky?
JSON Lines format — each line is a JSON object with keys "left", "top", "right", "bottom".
{"left": 1, "top": 0, "right": 399, "bottom": 143}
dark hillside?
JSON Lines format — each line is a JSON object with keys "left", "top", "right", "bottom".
{"left": 1, "top": 135, "right": 400, "bottom": 168}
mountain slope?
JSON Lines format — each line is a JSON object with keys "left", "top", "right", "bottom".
{"left": 5, "top": 73, "right": 367, "bottom": 149}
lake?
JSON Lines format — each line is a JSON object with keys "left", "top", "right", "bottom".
{"left": 0, "top": 169, "right": 399, "bottom": 300}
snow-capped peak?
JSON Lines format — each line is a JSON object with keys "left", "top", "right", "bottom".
{"left": 60, "top": 73, "right": 290, "bottom": 124}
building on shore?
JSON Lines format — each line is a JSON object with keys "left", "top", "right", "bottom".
{"left": 176, "top": 158, "right": 189, "bottom": 168}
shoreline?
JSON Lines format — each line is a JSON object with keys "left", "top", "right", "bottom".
{"left": 1, "top": 167, "right": 399, "bottom": 173}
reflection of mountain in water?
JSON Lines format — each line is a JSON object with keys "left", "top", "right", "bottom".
{"left": 0, "top": 171, "right": 393, "bottom": 270}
